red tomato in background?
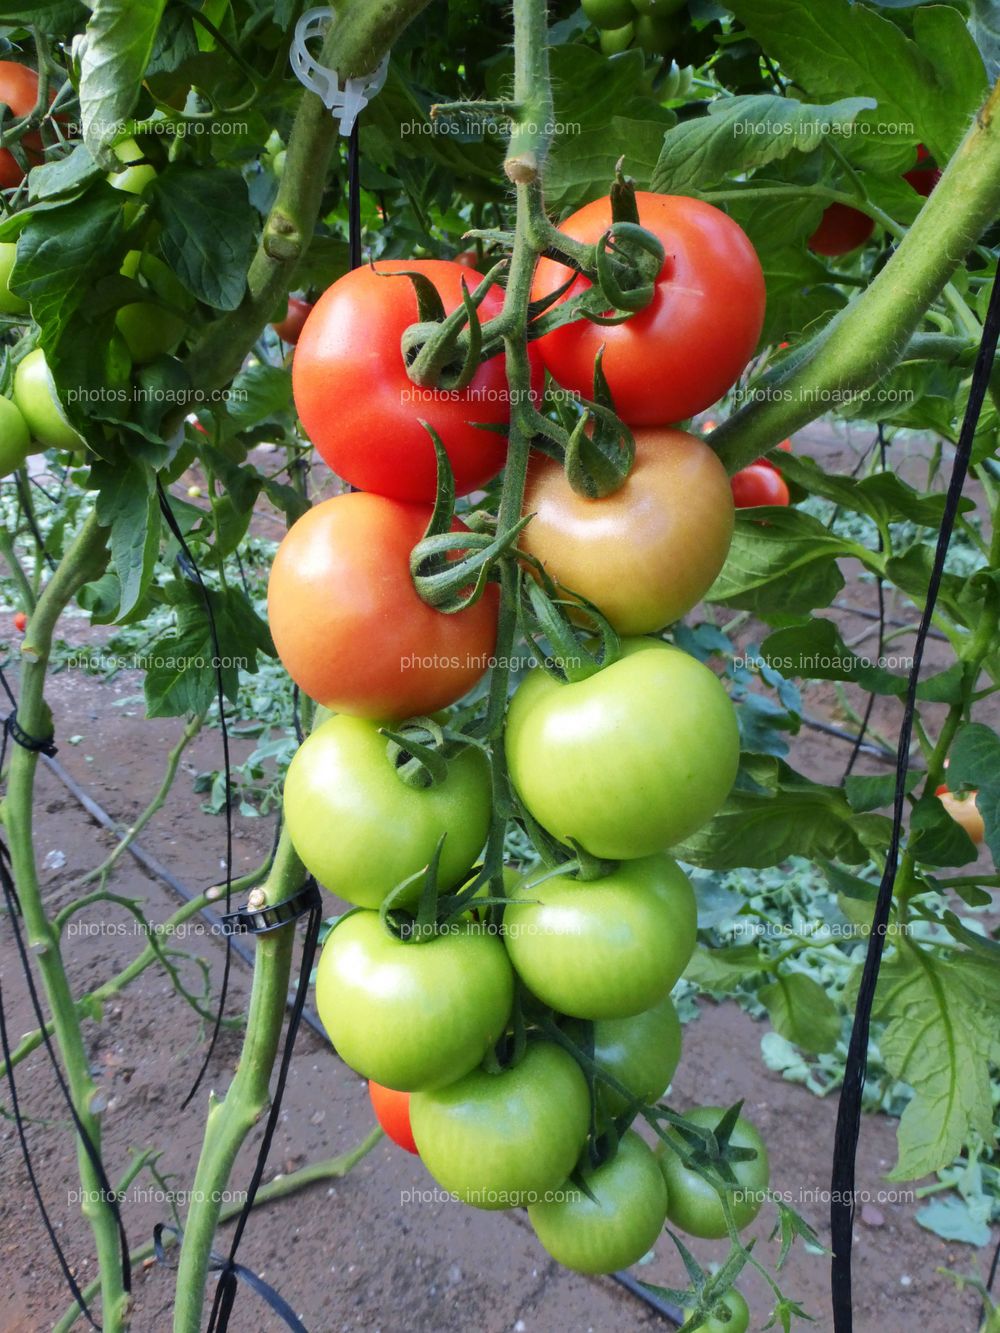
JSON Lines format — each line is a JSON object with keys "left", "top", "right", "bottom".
{"left": 0, "top": 63, "right": 53, "bottom": 188}
{"left": 731, "top": 462, "right": 790, "bottom": 508}
{"left": 530, "top": 193, "right": 765, "bottom": 426}
{"left": 903, "top": 146, "right": 941, "bottom": 198}
{"left": 13, "top": 610, "right": 27, "bottom": 632}
{"left": 293, "top": 260, "right": 539, "bottom": 502}
{"left": 808, "top": 204, "right": 874, "bottom": 257}
{"left": 272, "top": 295, "right": 313, "bottom": 344}
{"left": 267, "top": 492, "right": 498, "bottom": 719}
{"left": 369, "top": 1081, "right": 419, "bottom": 1154}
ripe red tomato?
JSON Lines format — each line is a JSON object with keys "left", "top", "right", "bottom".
{"left": 267, "top": 492, "right": 498, "bottom": 719}
{"left": 293, "top": 259, "right": 539, "bottom": 501}
{"left": 272, "top": 294, "right": 313, "bottom": 344}
{"left": 368, "top": 1081, "right": 418, "bottom": 1154}
{"left": 13, "top": 610, "right": 27, "bottom": 632}
{"left": 903, "top": 146, "right": 941, "bottom": 197}
{"left": 808, "top": 203, "right": 874, "bottom": 257}
{"left": 731, "top": 462, "right": 790, "bottom": 508}
{"left": 530, "top": 192, "right": 765, "bottom": 426}
{"left": 0, "top": 63, "right": 52, "bottom": 188}
{"left": 454, "top": 249, "right": 480, "bottom": 268}
{"left": 520, "top": 427, "right": 734, "bottom": 634}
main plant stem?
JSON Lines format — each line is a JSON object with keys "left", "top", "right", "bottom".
{"left": 172, "top": 826, "right": 304, "bottom": 1333}
{"left": 713, "top": 78, "right": 1000, "bottom": 474}
{"left": 0, "top": 510, "right": 127, "bottom": 1327}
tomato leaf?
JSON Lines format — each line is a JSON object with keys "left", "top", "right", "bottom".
{"left": 909, "top": 793, "right": 980, "bottom": 868}
{"left": 651, "top": 93, "right": 875, "bottom": 195}
{"left": 758, "top": 972, "right": 842, "bottom": 1054}
{"left": 843, "top": 770, "right": 921, "bottom": 814}
{"left": 706, "top": 508, "right": 851, "bottom": 617}
{"left": 855, "top": 943, "right": 1000, "bottom": 1179}
{"left": 947, "top": 722, "right": 1000, "bottom": 864}
{"left": 149, "top": 165, "right": 256, "bottom": 311}
{"left": 79, "top": 0, "right": 168, "bottom": 169}
{"left": 91, "top": 456, "right": 160, "bottom": 621}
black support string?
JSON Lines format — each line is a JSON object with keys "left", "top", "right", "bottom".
{"left": 830, "top": 267, "right": 1000, "bottom": 1331}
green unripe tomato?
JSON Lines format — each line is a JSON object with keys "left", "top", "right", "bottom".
{"left": 115, "top": 250, "right": 191, "bottom": 364}
{"left": 283, "top": 714, "right": 491, "bottom": 910}
{"left": 108, "top": 137, "right": 156, "bottom": 197}
{"left": 0, "top": 394, "right": 33, "bottom": 476}
{"left": 657, "top": 1105, "right": 770, "bottom": 1238}
{"left": 634, "top": 12, "right": 682, "bottom": 54}
{"left": 0, "top": 241, "right": 28, "bottom": 316}
{"left": 505, "top": 638, "right": 739, "bottom": 860}
{"left": 504, "top": 856, "right": 696, "bottom": 1019}
{"left": 583, "top": 0, "right": 635, "bottom": 27}
{"left": 528, "top": 1131, "right": 668, "bottom": 1274}
{"left": 315, "top": 909, "right": 514, "bottom": 1091}
{"left": 578, "top": 995, "right": 682, "bottom": 1115}
{"left": 599, "top": 22, "right": 634, "bottom": 54}
{"left": 683, "top": 1289, "right": 751, "bottom": 1333}
{"left": 410, "top": 1042, "right": 591, "bottom": 1209}
{"left": 271, "top": 149, "right": 286, "bottom": 179}
{"left": 14, "top": 349, "right": 85, "bottom": 451}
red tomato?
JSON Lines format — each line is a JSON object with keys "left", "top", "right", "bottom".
{"left": 756, "top": 438, "right": 792, "bottom": 472}
{"left": 272, "top": 294, "right": 313, "bottom": 344}
{"left": 808, "top": 204, "right": 874, "bottom": 257}
{"left": 0, "top": 64, "right": 53, "bottom": 188}
{"left": 455, "top": 249, "right": 480, "bottom": 268}
{"left": 293, "top": 260, "right": 540, "bottom": 502}
{"left": 530, "top": 192, "right": 765, "bottom": 426}
{"left": 369, "top": 1080, "right": 418, "bottom": 1154}
{"left": 267, "top": 492, "right": 498, "bottom": 719}
{"left": 13, "top": 610, "right": 27, "bottom": 632}
{"left": 731, "top": 463, "right": 790, "bottom": 508}
{"left": 903, "top": 147, "right": 940, "bottom": 198}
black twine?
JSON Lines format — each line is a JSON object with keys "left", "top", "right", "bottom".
{"left": 830, "top": 266, "right": 1000, "bottom": 1331}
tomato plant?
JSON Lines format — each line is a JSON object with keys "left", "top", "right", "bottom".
{"left": 505, "top": 638, "right": 740, "bottom": 858}
{"left": 683, "top": 1288, "right": 751, "bottom": 1333}
{"left": 368, "top": 1081, "right": 418, "bottom": 1155}
{"left": 410, "top": 1041, "right": 590, "bottom": 1207}
{"left": 13, "top": 349, "right": 84, "bottom": 450}
{"left": 527, "top": 1131, "right": 669, "bottom": 1274}
{"left": 730, "top": 461, "right": 791, "bottom": 508}
{"left": 807, "top": 203, "right": 875, "bottom": 257}
{"left": 578, "top": 995, "right": 682, "bottom": 1115}
{"left": 267, "top": 492, "right": 498, "bottom": 719}
{"left": 271, "top": 294, "right": 313, "bottom": 344}
{"left": 530, "top": 192, "right": 765, "bottom": 425}
{"left": 0, "top": 393, "right": 32, "bottom": 475}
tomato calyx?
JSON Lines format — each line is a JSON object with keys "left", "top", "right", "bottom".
{"left": 562, "top": 346, "right": 636, "bottom": 498}
{"left": 395, "top": 259, "right": 509, "bottom": 390}
{"left": 657, "top": 1101, "right": 761, "bottom": 1188}
{"left": 593, "top": 220, "right": 664, "bottom": 314}
{"left": 379, "top": 716, "right": 452, "bottom": 788}
{"left": 409, "top": 427, "right": 532, "bottom": 611}
{"left": 517, "top": 571, "right": 621, "bottom": 684}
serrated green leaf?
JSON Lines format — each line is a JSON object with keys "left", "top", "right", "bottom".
{"left": 651, "top": 94, "right": 875, "bottom": 194}
{"left": 79, "top": 0, "right": 168, "bottom": 169}
{"left": 843, "top": 770, "right": 921, "bottom": 814}
{"left": 149, "top": 165, "right": 255, "bottom": 310}
{"left": 759, "top": 972, "right": 841, "bottom": 1054}
{"left": 910, "top": 793, "right": 980, "bottom": 868}
{"left": 870, "top": 943, "right": 1000, "bottom": 1179}
{"left": 684, "top": 943, "right": 763, "bottom": 990}
{"left": 91, "top": 457, "right": 160, "bottom": 620}
{"left": 706, "top": 507, "right": 852, "bottom": 617}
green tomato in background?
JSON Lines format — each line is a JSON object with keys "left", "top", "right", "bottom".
{"left": 658, "top": 1104, "right": 770, "bottom": 1238}
{"left": 0, "top": 241, "right": 28, "bottom": 316}
{"left": 315, "top": 909, "right": 514, "bottom": 1091}
{"left": 0, "top": 395, "right": 33, "bottom": 476}
{"left": 14, "top": 349, "right": 85, "bottom": 451}
{"left": 410, "top": 1042, "right": 590, "bottom": 1208}
{"left": 575, "top": 995, "right": 682, "bottom": 1115}
{"left": 599, "top": 21, "right": 635, "bottom": 54}
{"left": 108, "top": 136, "right": 156, "bottom": 197}
{"left": 505, "top": 638, "right": 740, "bottom": 860}
{"left": 503, "top": 855, "right": 696, "bottom": 1019}
{"left": 115, "top": 250, "right": 191, "bottom": 364}
{"left": 583, "top": 0, "right": 636, "bottom": 27}
{"left": 528, "top": 1130, "right": 668, "bottom": 1274}
{"left": 634, "top": 12, "right": 683, "bottom": 54}
{"left": 683, "top": 1289, "right": 751, "bottom": 1333}
{"left": 283, "top": 714, "right": 491, "bottom": 910}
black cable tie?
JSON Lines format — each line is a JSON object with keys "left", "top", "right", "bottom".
{"left": 221, "top": 881, "right": 321, "bottom": 936}
{"left": 152, "top": 1225, "right": 309, "bottom": 1333}
{"left": 5, "top": 710, "right": 57, "bottom": 757}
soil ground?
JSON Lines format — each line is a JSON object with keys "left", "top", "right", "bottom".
{"left": 1, "top": 421, "right": 995, "bottom": 1333}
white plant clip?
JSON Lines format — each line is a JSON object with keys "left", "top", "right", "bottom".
{"left": 290, "top": 7, "right": 389, "bottom": 137}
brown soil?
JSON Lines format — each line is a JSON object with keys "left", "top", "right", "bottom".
{"left": 0, "top": 422, "right": 995, "bottom": 1333}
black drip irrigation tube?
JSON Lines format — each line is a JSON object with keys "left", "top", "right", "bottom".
{"left": 38, "top": 750, "right": 686, "bottom": 1327}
